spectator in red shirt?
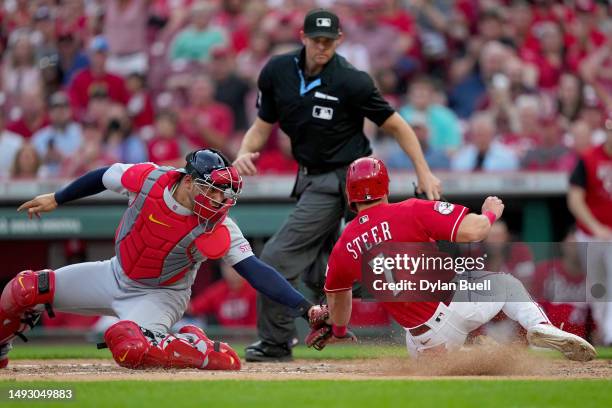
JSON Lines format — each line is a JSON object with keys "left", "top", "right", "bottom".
{"left": 565, "top": 0, "right": 607, "bottom": 71}
{"left": 520, "top": 21, "right": 568, "bottom": 90}
{"left": 6, "top": 90, "right": 49, "bottom": 139}
{"left": 556, "top": 73, "right": 584, "bottom": 126}
{"left": 55, "top": 0, "right": 89, "bottom": 42}
{"left": 68, "top": 36, "right": 130, "bottom": 119}
{"left": 531, "top": 227, "right": 589, "bottom": 338}
{"left": 522, "top": 117, "right": 577, "bottom": 171}
{"left": 126, "top": 72, "right": 155, "bottom": 130}
{"left": 579, "top": 42, "right": 612, "bottom": 114}
{"left": 236, "top": 31, "right": 272, "bottom": 86}
{"left": 501, "top": 94, "right": 544, "bottom": 158}
{"left": 214, "top": 0, "right": 250, "bottom": 53}
{"left": 256, "top": 130, "right": 298, "bottom": 175}
{"left": 189, "top": 263, "right": 257, "bottom": 328}
{"left": 2, "top": 0, "right": 32, "bottom": 32}
{"left": 62, "top": 118, "right": 112, "bottom": 177}
{"left": 147, "top": 110, "right": 182, "bottom": 166}
{"left": 566, "top": 119, "right": 596, "bottom": 155}
{"left": 345, "top": 2, "right": 401, "bottom": 73}
{"left": 179, "top": 74, "right": 233, "bottom": 152}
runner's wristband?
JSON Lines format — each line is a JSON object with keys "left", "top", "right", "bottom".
{"left": 332, "top": 325, "right": 347, "bottom": 337}
{"left": 483, "top": 210, "right": 497, "bottom": 225}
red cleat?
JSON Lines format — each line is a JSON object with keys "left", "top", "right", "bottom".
{"left": 178, "top": 325, "right": 241, "bottom": 370}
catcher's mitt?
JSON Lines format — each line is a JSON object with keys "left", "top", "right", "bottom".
{"left": 305, "top": 325, "right": 357, "bottom": 351}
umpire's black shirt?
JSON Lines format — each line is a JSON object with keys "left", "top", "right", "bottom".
{"left": 257, "top": 47, "right": 395, "bottom": 170}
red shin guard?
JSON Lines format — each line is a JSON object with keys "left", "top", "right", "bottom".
{"left": 0, "top": 270, "right": 55, "bottom": 345}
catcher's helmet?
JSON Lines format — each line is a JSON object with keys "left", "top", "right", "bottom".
{"left": 346, "top": 157, "right": 389, "bottom": 211}
{"left": 183, "top": 149, "right": 242, "bottom": 230}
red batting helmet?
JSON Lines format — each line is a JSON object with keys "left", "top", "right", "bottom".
{"left": 346, "top": 157, "right": 389, "bottom": 211}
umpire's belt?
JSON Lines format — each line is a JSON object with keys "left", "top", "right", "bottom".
{"left": 300, "top": 164, "right": 345, "bottom": 176}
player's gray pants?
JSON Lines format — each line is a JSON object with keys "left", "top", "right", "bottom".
{"left": 52, "top": 258, "right": 190, "bottom": 334}
{"left": 257, "top": 168, "right": 348, "bottom": 345}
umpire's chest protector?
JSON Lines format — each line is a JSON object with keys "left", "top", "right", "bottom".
{"left": 114, "top": 165, "right": 230, "bottom": 286}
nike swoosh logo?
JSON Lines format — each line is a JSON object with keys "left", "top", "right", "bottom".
{"left": 118, "top": 349, "right": 129, "bottom": 362}
{"left": 420, "top": 338, "right": 431, "bottom": 346}
{"left": 18, "top": 276, "right": 25, "bottom": 289}
{"left": 148, "top": 214, "right": 171, "bottom": 228}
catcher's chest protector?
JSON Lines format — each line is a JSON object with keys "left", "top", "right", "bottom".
{"left": 115, "top": 168, "right": 230, "bottom": 286}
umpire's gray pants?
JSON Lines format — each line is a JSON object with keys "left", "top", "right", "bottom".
{"left": 258, "top": 168, "right": 347, "bottom": 345}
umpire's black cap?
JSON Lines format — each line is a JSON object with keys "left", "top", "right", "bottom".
{"left": 303, "top": 9, "right": 341, "bottom": 39}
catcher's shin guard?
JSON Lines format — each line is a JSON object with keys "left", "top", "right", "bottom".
{"left": 0, "top": 270, "right": 55, "bottom": 345}
{"left": 104, "top": 321, "right": 240, "bottom": 370}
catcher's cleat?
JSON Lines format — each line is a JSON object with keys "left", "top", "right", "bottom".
{"left": 178, "top": 325, "right": 240, "bottom": 370}
{"left": 527, "top": 323, "right": 597, "bottom": 362}
{"left": 244, "top": 340, "right": 293, "bottom": 362}
{"left": 0, "top": 343, "right": 11, "bottom": 369}
{"left": 104, "top": 321, "right": 241, "bottom": 370}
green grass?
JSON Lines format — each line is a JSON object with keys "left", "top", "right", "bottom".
{"left": 0, "top": 380, "right": 610, "bottom": 408}
{"left": 8, "top": 343, "right": 407, "bottom": 360}
{"left": 8, "top": 343, "right": 612, "bottom": 361}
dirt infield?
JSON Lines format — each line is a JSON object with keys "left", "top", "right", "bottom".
{"left": 2, "top": 347, "right": 611, "bottom": 381}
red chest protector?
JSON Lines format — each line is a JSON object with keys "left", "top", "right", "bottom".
{"left": 114, "top": 164, "right": 230, "bottom": 286}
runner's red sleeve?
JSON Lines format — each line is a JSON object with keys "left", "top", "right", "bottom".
{"left": 410, "top": 199, "right": 469, "bottom": 242}
{"left": 324, "top": 244, "right": 358, "bottom": 293}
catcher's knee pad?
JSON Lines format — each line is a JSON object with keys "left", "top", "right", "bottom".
{"left": 104, "top": 321, "right": 217, "bottom": 370}
{"left": 0, "top": 270, "right": 55, "bottom": 344}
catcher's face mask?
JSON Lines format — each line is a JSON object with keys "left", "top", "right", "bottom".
{"left": 192, "top": 167, "right": 242, "bottom": 231}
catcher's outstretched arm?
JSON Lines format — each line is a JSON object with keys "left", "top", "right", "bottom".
{"left": 233, "top": 255, "right": 313, "bottom": 319}
{"left": 54, "top": 166, "right": 111, "bottom": 204}
{"left": 18, "top": 166, "right": 110, "bottom": 219}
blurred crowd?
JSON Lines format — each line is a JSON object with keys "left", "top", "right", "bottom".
{"left": 1, "top": 0, "right": 612, "bottom": 181}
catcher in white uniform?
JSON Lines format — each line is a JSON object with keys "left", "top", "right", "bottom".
{"left": 0, "top": 149, "right": 321, "bottom": 370}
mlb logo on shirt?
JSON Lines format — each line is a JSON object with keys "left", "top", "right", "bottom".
{"left": 316, "top": 18, "right": 332, "bottom": 27}
{"left": 359, "top": 215, "right": 369, "bottom": 224}
{"left": 313, "top": 105, "right": 334, "bottom": 120}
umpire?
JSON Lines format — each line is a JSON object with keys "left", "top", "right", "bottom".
{"left": 234, "top": 8, "right": 442, "bottom": 361}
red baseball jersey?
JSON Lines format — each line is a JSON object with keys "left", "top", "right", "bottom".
{"left": 190, "top": 281, "right": 257, "bottom": 327}
{"left": 325, "top": 199, "right": 469, "bottom": 328}
{"left": 531, "top": 259, "right": 588, "bottom": 338}
{"left": 570, "top": 144, "right": 612, "bottom": 233}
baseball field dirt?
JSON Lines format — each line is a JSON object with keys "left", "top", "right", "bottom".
{"left": 1, "top": 344, "right": 610, "bottom": 407}
{"left": 2, "top": 344, "right": 611, "bottom": 381}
